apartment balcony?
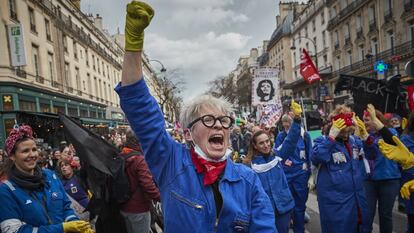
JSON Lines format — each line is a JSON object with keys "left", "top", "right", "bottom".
{"left": 66, "top": 87, "right": 73, "bottom": 93}
{"left": 344, "top": 36, "right": 352, "bottom": 49}
{"left": 16, "top": 69, "right": 26, "bottom": 78}
{"left": 368, "top": 20, "right": 378, "bottom": 34}
{"left": 327, "top": 0, "right": 368, "bottom": 30}
{"left": 405, "top": 0, "right": 414, "bottom": 11}
{"left": 384, "top": 9, "right": 393, "bottom": 21}
{"left": 35, "top": 75, "right": 44, "bottom": 84}
{"left": 52, "top": 81, "right": 60, "bottom": 88}
{"left": 331, "top": 40, "right": 414, "bottom": 78}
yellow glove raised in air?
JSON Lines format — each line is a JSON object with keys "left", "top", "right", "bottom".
{"left": 354, "top": 116, "right": 369, "bottom": 141}
{"left": 329, "top": 118, "right": 346, "bottom": 139}
{"left": 400, "top": 180, "right": 414, "bottom": 200}
{"left": 125, "top": 1, "right": 154, "bottom": 52}
{"left": 378, "top": 136, "right": 414, "bottom": 170}
{"left": 291, "top": 99, "right": 302, "bottom": 118}
{"left": 367, "top": 104, "right": 384, "bottom": 130}
{"left": 62, "top": 220, "right": 90, "bottom": 233}
{"left": 402, "top": 117, "right": 408, "bottom": 130}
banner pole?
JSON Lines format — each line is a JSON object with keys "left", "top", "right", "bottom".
{"left": 385, "top": 93, "right": 389, "bottom": 113}
{"left": 300, "top": 97, "right": 308, "bottom": 131}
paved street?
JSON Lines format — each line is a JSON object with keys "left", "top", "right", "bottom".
{"left": 301, "top": 192, "right": 408, "bottom": 233}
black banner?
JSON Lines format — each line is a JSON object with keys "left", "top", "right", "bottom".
{"left": 334, "top": 74, "right": 408, "bottom": 117}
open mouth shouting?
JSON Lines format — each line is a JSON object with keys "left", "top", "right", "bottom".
{"left": 208, "top": 134, "right": 225, "bottom": 151}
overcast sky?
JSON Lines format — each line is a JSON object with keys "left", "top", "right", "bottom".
{"left": 81, "top": 0, "right": 282, "bottom": 99}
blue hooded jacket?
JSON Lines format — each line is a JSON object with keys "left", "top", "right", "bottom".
{"left": 115, "top": 79, "right": 276, "bottom": 233}
{"left": 0, "top": 169, "right": 78, "bottom": 233}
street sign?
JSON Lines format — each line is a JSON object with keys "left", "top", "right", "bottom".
{"left": 7, "top": 23, "right": 27, "bottom": 66}
{"left": 406, "top": 60, "right": 414, "bottom": 77}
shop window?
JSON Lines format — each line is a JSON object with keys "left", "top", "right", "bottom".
{"left": 2, "top": 95, "right": 14, "bottom": 111}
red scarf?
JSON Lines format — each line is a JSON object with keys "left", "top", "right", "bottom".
{"left": 190, "top": 148, "right": 227, "bottom": 186}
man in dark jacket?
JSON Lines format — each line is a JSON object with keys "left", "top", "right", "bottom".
{"left": 120, "top": 128, "right": 160, "bottom": 233}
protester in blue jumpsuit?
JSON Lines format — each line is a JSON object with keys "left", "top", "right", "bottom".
{"left": 0, "top": 125, "right": 93, "bottom": 233}
{"left": 115, "top": 2, "right": 276, "bottom": 232}
{"left": 362, "top": 104, "right": 401, "bottom": 233}
{"left": 274, "top": 113, "right": 311, "bottom": 233}
{"left": 244, "top": 101, "right": 302, "bottom": 233}
{"left": 312, "top": 105, "right": 369, "bottom": 233}
{"left": 376, "top": 110, "right": 414, "bottom": 233}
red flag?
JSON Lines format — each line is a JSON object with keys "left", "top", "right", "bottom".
{"left": 407, "top": 86, "right": 414, "bottom": 111}
{"left": 300, "top": 48, "right": 321, "bottom": 84}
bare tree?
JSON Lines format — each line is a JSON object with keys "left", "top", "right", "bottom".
{"left": 206, "top": 75, "right": 237, "bottom": 103}
{"left": 153, "top": 69, "right": 184, "bottom": 122}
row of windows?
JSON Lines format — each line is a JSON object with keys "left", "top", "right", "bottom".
{"left": 30, "top": 43, "right": 120, "bottom": 106}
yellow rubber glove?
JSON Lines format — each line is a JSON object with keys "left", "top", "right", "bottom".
{"left": 402, "top": 117, "right": 408, "bottom": 130}
{"left": 354, "top": 116, "right": 369, "bottom": 141}
{"left": 291, "top": 99, "right": 302, "bottom": 118}
{"left": 367, "top": 104, "right": 384, "bottom": 130}
{"left": 125, "top": 1, "right": 154, "bottom": 52}
{"left": 87, "top": 190, "right": 93, "bottom": 199}
{"left": 62, "top": 220, "right": 90, "bottom": 233}
{"left": 400, "top": 180, "right": 414, "bottom": 200}
{"left": 378, "top": 136, "right": 414, "bottom": 170}
{"left": 82, "top": 227, "right": 94, "bottom": 233}
{"left": 329, "top": 118, "right": 346, "bottom": 139}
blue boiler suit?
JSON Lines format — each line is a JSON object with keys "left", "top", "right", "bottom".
{"left": 274, "top": 127, "right": 311, "bottom": 233}
{"left": 312, "top": 136, "right": 369, "bottom": 233}
{"left": 252, "top": 120, "right": 301, "bottom": 233}
{"left": 115, "top": 79, "right": 276, "bottom": 233}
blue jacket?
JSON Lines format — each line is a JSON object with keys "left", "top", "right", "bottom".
{"left": 363, "top": 128, "right": 401, "bottom": 181}
{"left": 115, "top": 79, "right": 276, "bottom": 233}
{"left": 0, "top": 169, "right": 78, "bottom": 233}
{"left": 251, "top": 121, "right": 300, "bottom": 215}
{"left": 274, "top": 127, "right": 311, "bottom": 181}
{"left": 312, "top": 136, "right": 369, "bottom": 233}
{"left": 398, "top": 134, "right": 414, "bottom": 214}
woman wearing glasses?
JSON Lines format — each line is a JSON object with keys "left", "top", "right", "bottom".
{"left": 115, "top": 1, "right": 276, "bottom": 232}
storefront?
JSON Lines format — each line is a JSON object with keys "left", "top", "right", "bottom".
{"left": 0, "top": 83, "right": 107, "bottom": 149}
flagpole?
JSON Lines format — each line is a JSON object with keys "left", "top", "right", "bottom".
{"left": 300, "top": 97, "right": 308, "bottom": 131}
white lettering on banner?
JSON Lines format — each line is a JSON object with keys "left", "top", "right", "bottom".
{"left": 7, "top": 24, "right": 27, "bottom": 66}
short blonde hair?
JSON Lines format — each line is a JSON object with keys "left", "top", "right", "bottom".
{"left": 180, "top": 95, "right": 233, "bottom": 129}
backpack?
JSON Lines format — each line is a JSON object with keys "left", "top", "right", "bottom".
{"left": 111, "top": 151, "right": 142, "bottom": 204}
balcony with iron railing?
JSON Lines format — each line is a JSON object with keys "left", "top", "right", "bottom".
{"left": 327, "top": 0, "right": 368, "bottom": 30}
{"left": 384, "top": 9, "right": 393, "bottom": 21}
{"left": 344, "top": 36, "right": 351, "bottom": 47}
{"left": 331, "top": 40, "right": 414, "bottom": 78}
{"left": 36, "top": 0, "right": 122, "bottom": 69}
{"left": 35, "top": 75, "right": 44, "bottom": 84}
{"left": 10, "top": 11, "right": 18, "bottom": 21}
{"left": 405, "top": 0, "right": 414, "bottom": 11}
{"left": 356, "top": 28, "right": 364, "bottom": 39}
{"left": 369, "top": 20, "right": 377, "bottom": 33}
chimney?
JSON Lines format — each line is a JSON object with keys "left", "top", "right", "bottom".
{"left": 94, "top": 14, "right": 103, "bottom": 30}
{"left": 70, "top": 0, "right": 81, "bottom": 10}
{"left": 276, "top": 15, "right": 281, "bottom": 27}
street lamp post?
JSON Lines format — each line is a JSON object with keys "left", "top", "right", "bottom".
{"left": 149, "top": 59, "right": 167, "bottom": 73}
{"left": 290, "top": 36, "right": 318, "bottom": 69}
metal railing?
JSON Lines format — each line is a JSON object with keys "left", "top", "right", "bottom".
{"left": 331, "top": 40, "right": 414, "bottom": 78}
{"left": 384, "top": 9, "right": 393, "bottom": 21}
{"left": 327, "top": 0, "right": 367, "bottom": 30}
{"left": 369, "top": 20, "right": 377, "bottom": 33}
{"left": 35, "top": 75, "right": 44, "bottom": 84}
{"left": 405, "top": 0, "right": 414, "bottom": 11}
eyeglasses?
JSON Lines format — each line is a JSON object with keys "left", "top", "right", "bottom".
{"left": 188, "top": 115, "right": 234, "bottom": 129}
